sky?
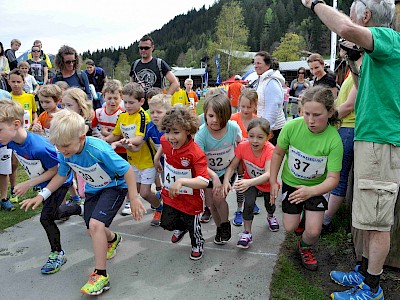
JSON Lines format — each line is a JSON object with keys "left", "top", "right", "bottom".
{"left": 0, "top": 0, "right": 217, "bottom": 56}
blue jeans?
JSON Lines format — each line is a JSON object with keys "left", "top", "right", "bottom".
{"left": 331, "top": 127, "right": 354, "bottom": 197}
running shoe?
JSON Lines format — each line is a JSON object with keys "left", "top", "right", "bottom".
{"left": 237, "top": 231, "right": 253, "bottom": 249}
{"left": 220, "top": 221, "right": 232, "bottom": 243}
{"left": 41, "top": 250, "right": 67, "bottom": 274}
{"left": 106, "top": 232, "right": 122, "bottom": 260}
{"left": 9, "top": 193, "right": 18, "bottom": 203}
{"left": 1, "top": 199, "right": 16, "bottom": 211}
{"left": 232, "top": 210, "right": 243, "bottom": 226}
{"left": 213, "top": 226, "right": 224, "bottom": 245}
{"left": 330, "top": 265, "right": 365, "bottom": 287}
{"left": 150, "top": 211, "right": 162, "bottom": 226}
{"left": 253, "top": 203, "right": 260, "bottom": 215}
{"left": 190, "top": 246, "right": 203, "bottom": 260}
{"left": 298, "top": 241, "right": 318, "bottom": 271}
{"left": 200, "top": 207, "right": 212, "bottom": 223}
{"left": 330, "top": 282, "right": 384, "bottom": 300}
{"left": 80, "top": 272, "right": 110, "bottom": 296}
{"left": 171, "top": 229, "right": 188, "bottom": 244}
{"left": 120, "top": 202, "right": 131, "bottom": 216}
{"left": 267, "top": 215, "right": 280, "bottom": 232}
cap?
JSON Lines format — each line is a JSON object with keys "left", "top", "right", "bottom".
{"left": 234, "top": 75, "right": 241, "bottom": 80}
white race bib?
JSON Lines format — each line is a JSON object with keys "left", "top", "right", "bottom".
{"left": 288, "top": 146, "right": 327, "bottom": 180}
{"left": 0, "top": 147, "right": 12, "bottom": 174}
{"left": 120, "top": 124, "right": 137, "bottom": 139}
{"left": 206, "top": 145, "right": 234, "bottom": 172}
{"left": 163, "top": 161, "right": 193, "bottom": 195}
{"left": 14, "top": 152, "right": 45, "bottom": 179}
{"left": 23, "top": 110, "right": 31, "bottom": 130}
{"left": 67, "top": 162, "right": 112, "bottom": 188}
{"left": 244, "top": 159, "right": 265, "bottom": 178}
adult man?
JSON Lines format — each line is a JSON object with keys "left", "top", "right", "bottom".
{"left": 129, "top": 35, "right": 179, "bottom": 110}
{"left": 85, "top": 59, "right": 107, "bottom": 108}
{"left": 227, "top": 75, "right": 243, "bottom": 113}
{"left": 301, "top": 0, "right": 399, "bottom": 299}
{"left": 52, "top": 45, "right": 92, "bottom": 100}
{"left": 27, "top": 40, "right": 52, "bottom": 69}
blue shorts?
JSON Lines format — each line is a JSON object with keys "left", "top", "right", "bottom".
{"left": 84, "top": 187, "right": 127, "bottom": 228}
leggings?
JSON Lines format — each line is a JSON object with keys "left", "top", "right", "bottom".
{"left": 243, "top": 186, "right": 276, "bottom": 221}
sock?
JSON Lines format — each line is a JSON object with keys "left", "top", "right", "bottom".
{"left": 10, "top": 187, "right": 14, "bottom": 195}
{"left": 359, "top": 256, "right": 368, "bottom": 276}
{"left": 323, "top": 214, "right": 332, "bottom": 226}
{"left": 94, "top": 269, "right": 107, "bottom": 277}
{"left": 364, "top": 271, "right": 381, "bottom": 292}
{"left": 300, "top": 239, "right": 311, "bottom": 248}
{"left": 108, "top": 233, "right": 117, "bottom": 243}
{"left": 155, "top": 203, "right": 163, "bottom": 212}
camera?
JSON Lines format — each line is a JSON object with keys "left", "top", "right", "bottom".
{"left": 339, "top": 39, "right": 364, "bottom": 61}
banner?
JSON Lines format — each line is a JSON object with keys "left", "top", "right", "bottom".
{"left": 214, "top": 54, "right": 221, "bottom": 85}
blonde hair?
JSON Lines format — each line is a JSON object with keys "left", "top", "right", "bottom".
{"left": 184, "top": 78, "right": 193, "bottom": 85}
{"left": 11, "top": 39, "right": 21, "bottom": 46}
{"left": 102, "top": 79, "right": 122, "bottom": 97}
{"left": 62, "top": 88, "right": 93, "bottom": 120}
{"left": 49, "top": 110, "right": 86, "bottom": 145}
{"left": 148, "top": 94, "right": 171, "bottom": 110}
{"left": 18, "top": 61, "right": 30, "bottom": 69}
{"left": 55, "top": 81, "right": 69, "bottom": 91}
{"left": 38, "top": 84, "right": 62, "bottom": 103}
{"left": 239, "top": 88, "right": 258, "bottom": 108}
{"left": 0, "top": 99, "right": 24, "bottom": 124}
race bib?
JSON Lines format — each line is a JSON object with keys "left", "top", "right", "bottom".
{"left": 163, "top": 161, "right": 193, "bottom": 195}
{"left": 0, "top": 147, "right": 12, "bottom": 174}
{"left": 244, "top": 159, "right": 265, "bottom": 178}
{"left": 23, "top": 110, "right": 31, "bottom": 130}
{"left": 67, "top": 162, "right": 112, "bottom": 188}
{"left": 288, "top": 146, "right": 327, "bottom": 180}
{"left": 206, "top": 145, "right": 234, "bottom": 172}
{"left": 14, "top": 152, "right": 45, "bottom": 179}
{"left": 120, "top": 124, "right": 137, "bottom": 139}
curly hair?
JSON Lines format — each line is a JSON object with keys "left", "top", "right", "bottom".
{"left": 54, "top": 45, "right": 81, "bottom": 71}
{"left": 161, "top": 106, "right": 198, "bottom": 135}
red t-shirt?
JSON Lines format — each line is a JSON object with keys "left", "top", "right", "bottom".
{"left": 161, "top": 136, "right": 209, "bottom": 215}
{"left": 227, "top": 81, "right": 243, "bottom": 107}
{"left": 234, "top": 140, "right": 275, "bottom": 192}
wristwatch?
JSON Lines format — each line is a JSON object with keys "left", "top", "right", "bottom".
{"left": 311, "top": 0, "right": 325, "bottom": 13}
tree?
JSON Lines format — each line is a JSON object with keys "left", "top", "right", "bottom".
{"left": 114, "top": 53, "right": 131, "bottom": 83}
{"left": 99, "top": 57, "right": 115, "bottom": 79}
{"left": 272, "top": 33, "right": 306, "bottom": 62}
{"left": 212, "top": 1, "right": 250, "bottom": 79}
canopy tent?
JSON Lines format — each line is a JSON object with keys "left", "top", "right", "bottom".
{"left": 221, "top": 75, "right": 248, "bottom": 85}
{"left": 242, "top": 70, "right": 258, "bottom": 85}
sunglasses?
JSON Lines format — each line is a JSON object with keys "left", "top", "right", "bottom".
{"left": 139, "top": 46, "right": 151, "bottom": 50}
{"left": 64, "top": 60, "right": 76, "bottom": 64}
{"left": 32, "top": 50, "right": 40, "bottom": 53}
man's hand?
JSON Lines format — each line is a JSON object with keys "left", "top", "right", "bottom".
{"left": 20, "top": 195, "right": 43, "bottom": 212}
{"left": 301, "top": 0, "right": 312, "bottom": 8}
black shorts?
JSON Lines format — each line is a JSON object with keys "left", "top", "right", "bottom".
{"left": 84, "top": 187, "right": 127, "bottom": 228}
{"left": 207, "top": 173, "right": 236, "bottom": 188}
{"left": 281, "top": 182, "right": 328, "bottom": 214}
{"left": 160, "top": 203, "right": 196, "bottom": 231}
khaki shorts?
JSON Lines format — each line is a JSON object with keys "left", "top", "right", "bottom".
{"left": 353, "top": 141, "right": 400, "bottom": 231}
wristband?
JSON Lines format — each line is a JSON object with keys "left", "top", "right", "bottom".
{"left": 311, "top": 0, "right": 325, "bottom": 13}
{"left": 39, "top": 188, "right": 52, "bottom": 201}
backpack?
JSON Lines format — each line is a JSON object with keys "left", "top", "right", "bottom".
{"left": 132, "top": 57, "right": 165, "bottom": 89}
{"left": 56, "top": 69, "right": 85, "bottom": 91}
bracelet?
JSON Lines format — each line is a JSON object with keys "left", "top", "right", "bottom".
{"left": 311, "top": 0, "right": 325, "bottom": 13}
{"left": 38, "top": 188, "right": 52, "bottom": 201}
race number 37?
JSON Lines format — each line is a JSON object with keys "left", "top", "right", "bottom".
{"left": 288, "top": 146, "right": 327, "bottom": 180}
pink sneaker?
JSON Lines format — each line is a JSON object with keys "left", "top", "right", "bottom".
{"left": 267, "top": 215, "right": 279, "bottom": 232}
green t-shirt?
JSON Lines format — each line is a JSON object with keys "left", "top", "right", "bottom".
{"left": 336, "top": 75, "right": 355, "bottom": 128}
{"left": 278, "top": 117, "right": 343, "bottom": 187}
{"left": 355, "top": 27, "right": 400, "bottom": 145}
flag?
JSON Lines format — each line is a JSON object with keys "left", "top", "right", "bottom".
{"left": 214, "top": 54, "right": 221, "bottom": 85}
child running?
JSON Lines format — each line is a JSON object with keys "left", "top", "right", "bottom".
{"left": 20, "top": 109, "right": 145, "bottom": 295}
{"left": 223, "top": 118, "right": 279, "bottom": 249}
{"left": 154, "top": 106, "right": 209, "bottom": 260}
{"left": 230, "top": 88, "right": 259, "bottom": 226}
{"left": 194, "top": 90, "right": 242, "bottom": 245}
{"left": 270, "top": 86, "right": 343, "bottom": 271}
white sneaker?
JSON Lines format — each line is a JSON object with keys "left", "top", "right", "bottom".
{"left": 121, "top": 202, "right": 131, "bottom": 216}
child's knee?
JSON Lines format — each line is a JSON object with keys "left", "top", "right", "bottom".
{"left": 88, "top": 218, "right": 105, "bottom": 233}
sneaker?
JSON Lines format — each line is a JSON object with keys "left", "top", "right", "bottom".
{"left": 9, "top": 193, "right": 18, "bottom": 203}
{"left": 67, "top": 196, "right": 84, "bottom": 206}
{"left": 200, "top": 207, "right": 212, "bottom": 223}
{"left": 1, "top": 199, "right": 16, "bottom": 211}
{"left": 79, "top": 204, "right": 84, "bottom": 216}
{"left": 253, "top": 203, "right": 260, "bottom": 215}
{"left": 322, "top": 222, "right": 335, "bottom": 235}
{"left": 237, "top": 231, "right": 253, "bottom": 249}
{"left": 190, "top": 246, "right": 203, "bottom": 260}
{"left": 330, "top": 265, "right": 365, "bottom": 287}
{"left": 150, "top": 211, "right": 162, "bottom": 226}
{"left": 233, "top": 210, "right": 243, "bottom": 226}
{"left": 330, "top": 282, "right": 384, "bottom": 300}
{"left": 213, "top": 226, "right": 224, "bottom": 245}
{"left": 120, "top": 202, "right": 131, "bottom": 216}
{"left": 295, "top": 211, "right": 306, "bottom": 236}
{"left": 267, "top": 215, "right": 280, "bottom": 232}
{"left": 171, "top": 229, "right": 188, "bottom": 244}
{"left": 41, "top": 250, "right": 67, "bottom": 274}
{"left": 80, "top": 272, "right": 110, "bottom": 295}
{"left": 298, "top": 241, "right": 318, "bottom": 271}
{"left": 220, "top": 221, "right": 232, "bottom": 243}
{"left": 106, "top": 232, "right": 122, "bottom": 260}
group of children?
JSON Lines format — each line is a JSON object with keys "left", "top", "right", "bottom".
{"left": 0, "top": 68, "right": 344, "bottom": 295}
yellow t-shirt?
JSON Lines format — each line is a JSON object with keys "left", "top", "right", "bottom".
{"left": 113, "top": 108, "right": 155, "bottom": 169}
{"left": 11, "top": 92, "right": 37, "bottom": 130}
{"left": 335, "top": 75, "right": 355, "bottom": 128}
{"left": 171, "top": 89, "right": 190, "bottom": 107}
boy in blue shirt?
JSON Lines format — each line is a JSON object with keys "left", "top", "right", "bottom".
{"left": 21, "top": 109, "right": 145, "bottom": 296}
{"left": 0, "top": 99, "right": 79, "bottom": 274}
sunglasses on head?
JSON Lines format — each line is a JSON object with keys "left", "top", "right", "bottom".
{"left": 64, "top": 60, "right": 76, "bottom": 64}
{"left": 139, "top": 46, "right": 151, "bottom": 50}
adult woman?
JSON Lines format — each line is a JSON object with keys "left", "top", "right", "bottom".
{"left": 254, "top": 51, "right": 286, "bottom": 146}
{"left": 0, "top": 42, "right": 10, "bottom": 91}
{"left": 307, "top": 53, "right": 337, "bottom": 98}
{"left": 27, "top": 45, "right": 48, "bottom": 85}
{"left": 289, "top": 67, "right": 309, "bottom": 116}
